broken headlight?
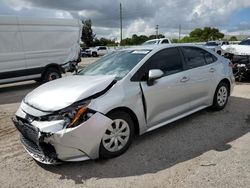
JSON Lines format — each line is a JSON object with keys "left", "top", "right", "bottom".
{"left": 40, "top": 101, "right": 94, "bottom": 128}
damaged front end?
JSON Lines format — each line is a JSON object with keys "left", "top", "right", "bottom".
{"left": 13, "top": 101, "right": 112, "bottom": 164}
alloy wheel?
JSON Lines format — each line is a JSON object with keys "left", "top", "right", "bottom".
{"left": 217, "top": 86, "right": 228, "bottom": 106}
{"left": 102, "top": 119, "right": 130, "bottom": 152}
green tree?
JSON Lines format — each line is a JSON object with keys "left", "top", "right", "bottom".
{"left": 131, "top": 34, "right": 149, "bottom": 45}
{"left": 171, "top": 39, "right": 180, "bottom": 43}
{"left": 229, "top": 36, "right": 238, "bottom": 41}
{"left": 81, "top": 19, "right": 95, "bottom": 47}
{"left": 180, "top": 27, "right": 224, "bottom": 43}
{"left": 94, "top": 37, "right": 117, "bottom": 46}
{"left": 149, "top": 34, "right": 165, "bottom": 40}
{"left": 190, "top": 28, "right": 203, "bottom": 40}
{"left": 121, "top": 38, "right": 133, "bottom": 45}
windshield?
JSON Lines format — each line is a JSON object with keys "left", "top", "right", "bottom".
{"left": 143, "top": 40, "right": 159, "bottom": 45}
{"left": 239, "top": 39, "right": 250, "bottom": 45}
{"left": 205, "top": 42, "right": 219, "bottom": 46}
{"left": 78, "top": 50, "right": 149, "bottom": 80}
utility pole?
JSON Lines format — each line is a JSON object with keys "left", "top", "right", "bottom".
{"left": 179, "top": 24, "right": 181, "bottom": 41}
{"left": 155, "top": 25, "right": 159, "bottom": 39}
{"left": 120, "top": 3, "right": 123, "bottom": 45}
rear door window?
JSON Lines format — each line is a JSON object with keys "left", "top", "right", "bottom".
{"left": 204, "top": 51, "right": 217, "bottom": 64}
{"left": 181, "top": 47, "right": 209, "bottom": 69}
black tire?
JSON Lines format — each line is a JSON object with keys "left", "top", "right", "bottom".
{"left": 212, "top": 82, "right": 229, "bottom": 111}
{"left": 238, "top": 76, "right": 243, "bottom": 82}
{"left": 92, "top": 52, "right": 98, "bottom": 57}
{"left": 42, "top": 67, "right": 61, "bottom": 82}
{"left": 99, "top": 110, "right": 134, "bottom": 159}
{"left": 34, "top": 78, "right": 42, "bottom": 83}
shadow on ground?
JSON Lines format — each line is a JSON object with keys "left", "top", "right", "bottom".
{"left": 39, "top": 96, "right": 250, "bottom": 183}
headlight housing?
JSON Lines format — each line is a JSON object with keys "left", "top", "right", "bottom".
{"left": 39, "top": 101, "right": 94, "bottom": 128}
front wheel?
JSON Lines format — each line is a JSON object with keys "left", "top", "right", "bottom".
{"left": 99, "top": 111, "right": 134, "bottom": 159}
{"left": 212, "top": 82, "right": 229, "bottom": 110}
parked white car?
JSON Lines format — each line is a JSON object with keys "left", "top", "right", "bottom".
{"left": 0, "top": 16, "right": 82, "bottom": 84}
{"left": 221, "top": 38, "right": 250, "bottom": 56}
{"left": 86, "top": 46, "right": 109, "bottom": 57}
{"left": 13, "top": 44, "right": 234, "bottom": 164}
{"left": 142, "top": 38, "right": 171, "bottom": 45}
{"left": 204, "top": 41, "right": 229, "bottom": 55}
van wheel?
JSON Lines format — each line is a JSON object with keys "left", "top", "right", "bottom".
{"left": 43, "top": 68, "right": 61, "bottom": 82}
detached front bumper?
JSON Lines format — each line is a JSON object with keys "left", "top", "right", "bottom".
{"left": 13, "top": 106, "right": 112, "bottom": 164}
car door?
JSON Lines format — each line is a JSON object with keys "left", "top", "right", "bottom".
{"left": 180, "top": 47, "right": 216, "bottom": 109}
{"left": 138, "top": 47, "right": 193, "bottom": 128}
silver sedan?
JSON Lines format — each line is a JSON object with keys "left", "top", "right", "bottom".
{"left": 13, "top": 44, "right": 235, "bottom": 164}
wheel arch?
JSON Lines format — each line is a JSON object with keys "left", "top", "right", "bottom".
{"left": 218, "top": 78, "right": 231, "bottom": 95}
{"left": 106, "top": 107, "right": 140, "bottom": 136}
{"left": 40, "top": 63, "right": 63, "bottom": 82}
{"left": 42, "top": 63, "right": 63, "bottom": 76}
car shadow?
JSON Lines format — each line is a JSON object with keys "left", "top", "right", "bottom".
{"left": 0, "top": 81, "right": 40, "bottom": 105}
{"left": 40, "top": 96, "right": 250, "bottom": 184}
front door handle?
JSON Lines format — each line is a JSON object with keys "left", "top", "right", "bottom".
{"left": 180, "top": 76, "right": 190, "bottom": 83}
{"left": 209, "top": 68, "right": 216, "bottom": 72}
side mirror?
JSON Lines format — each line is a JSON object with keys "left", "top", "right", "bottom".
{"left": 147, "top": 69, "right": 164, "bottom": 85}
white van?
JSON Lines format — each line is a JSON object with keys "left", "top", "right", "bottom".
{"left": 0, "top": 16, "right": 82, "bottom": 84}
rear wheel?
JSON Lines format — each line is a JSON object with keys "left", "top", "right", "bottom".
{"left": 212, "top": 82, "right": 229, "bottom": 110}
{"left": 99, "top": 111, "right": 134, "bottom": 159}
{"left": 42, "top": 67, "right": 61, "bottom": 82}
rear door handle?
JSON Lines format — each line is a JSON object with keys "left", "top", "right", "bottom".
{"left": 209, "top": 68, "right": 216, "bottom": 72}
{"left": 180, "top": 76, "right": 190, "bottom": 83}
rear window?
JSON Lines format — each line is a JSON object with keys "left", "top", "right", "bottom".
{"left": 161, "top": 39, "right": 169, "bottom": 44}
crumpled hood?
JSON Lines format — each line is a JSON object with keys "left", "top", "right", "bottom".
{"left": 221, "top": 45, "right": 250, "bottom": 56}
{"left": 24, "top": 75, "right": 116, "bottom": 112}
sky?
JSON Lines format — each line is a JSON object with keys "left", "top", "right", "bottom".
{"left": 0, "top": 0, "right": 250, "bottom": 40}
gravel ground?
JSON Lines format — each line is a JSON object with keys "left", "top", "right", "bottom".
{"left": 0, "top": 58, "right": 249, "bottom": 187}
